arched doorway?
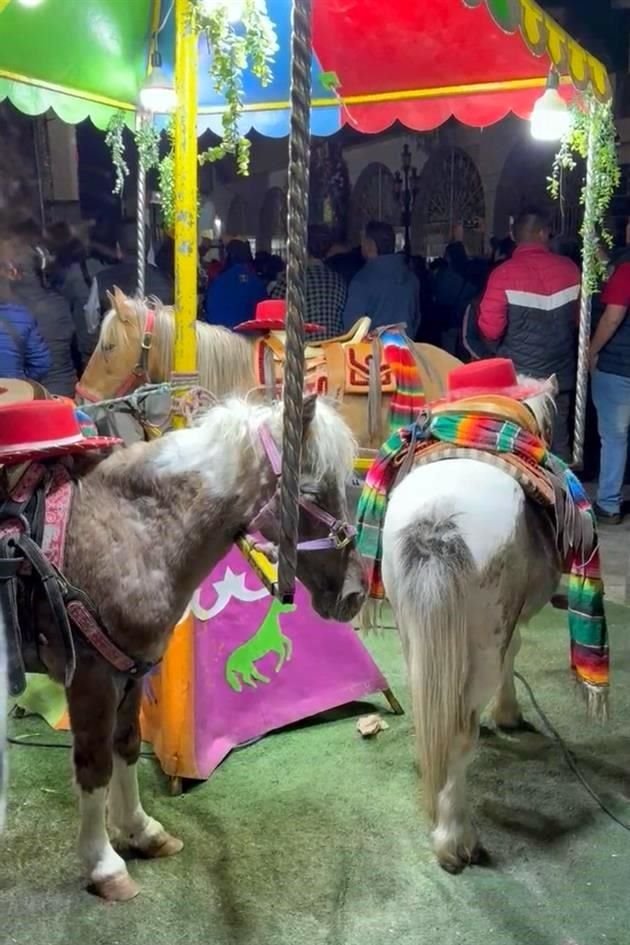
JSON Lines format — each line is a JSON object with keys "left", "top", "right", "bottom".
{"left": 349, "top": 163, "right": 397, "bottom": 244}
{"left": 412, "top": 147, "right": 485, "bottom": 256}
{"left": 258, "top": 187, "right": 287, "bottom": 256}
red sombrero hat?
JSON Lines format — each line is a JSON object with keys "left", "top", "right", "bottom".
{"left": 0, "top": 399, "right": 122, "bottom": 466}
{"left": 444, "top": 358, "right": 547, "bottom": 403}
{"left": 234, "top": 299, "right": 323, "bottom": 335}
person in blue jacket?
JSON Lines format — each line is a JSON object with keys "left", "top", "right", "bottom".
{"left": 0, "top": 255, "right": 51, "bottom": 383}
{"left": 203, "top": 239, "right": 267, "bottom": 328}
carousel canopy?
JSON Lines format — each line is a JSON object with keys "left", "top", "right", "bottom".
{"left": 0, "top": 0, "right": 611, "bottom": 136}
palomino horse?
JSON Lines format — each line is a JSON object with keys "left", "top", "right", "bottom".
{"left": 381, "top": 378, "right": 559, "bottom": 873}
{"left": 21, "top": 394, "right": 365, "bottom": 900}
{"left": 76, "top": 291, "right": 461, "bottom": 448}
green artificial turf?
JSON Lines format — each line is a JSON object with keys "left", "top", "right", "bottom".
{"left": 1, "top": 603, "right": 629, "bottom": 945}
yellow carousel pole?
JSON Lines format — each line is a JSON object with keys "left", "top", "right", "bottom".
{"left": 172, "top": 0, "right": 199, "bottom": 423}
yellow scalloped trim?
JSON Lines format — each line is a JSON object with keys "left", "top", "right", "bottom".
{"left": 518, "top": 0, "right": 611, "bottom": 101}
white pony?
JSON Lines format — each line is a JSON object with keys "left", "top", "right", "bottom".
{"left": 382, "top": 378, "right": 559, "bottom": 873}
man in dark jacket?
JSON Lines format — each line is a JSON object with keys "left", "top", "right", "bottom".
{"left": 98, "top": 221, "right": 174, "bottom": 310}
{"left": 478, "top": 209, "right": 580, "bottom": 461}
{"left": 343, "top": 221, "right": 420, "bottom": 336}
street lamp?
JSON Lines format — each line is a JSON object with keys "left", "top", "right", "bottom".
{"left": 393, "top": 143, "right": 420, "bottom": 256}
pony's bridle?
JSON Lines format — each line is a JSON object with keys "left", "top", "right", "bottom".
{"left": 248, "top": 425, "right": 356, "bottom": 553}
{"left": 76, "top": 307, "right": 156, "bottom": 403}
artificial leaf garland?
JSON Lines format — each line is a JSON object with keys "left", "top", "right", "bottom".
{"left": 105, "top": 1, "right": 277, "bottom": 224}
{"left": 549, "top": 96, "right": 620, "bottom": 292}
{"left": 191, "top": 0, "right": 278, "bottom": 175}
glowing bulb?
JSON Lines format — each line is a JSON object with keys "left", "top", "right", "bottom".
{"left": 199, "top": 0, "right": 244, "bottom": 23}
{"left": 530, "top": 73, "right": 571, "bottom": 142}
{"left": 214, "top": 216, "right": 222, "bottom": 238}
{"left": 139, "top": 54, "right": 177, "bottom": 114}
{"left": 17, "top": 0, "right": 45, "bottom": 7}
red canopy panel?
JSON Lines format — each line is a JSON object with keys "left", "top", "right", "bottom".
{"left": 312, "top": 0, "right": 602, "bottom": 132}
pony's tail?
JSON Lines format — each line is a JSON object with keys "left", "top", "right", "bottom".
{"left": 393, "top": 518, "right": 474, "bottom": 823}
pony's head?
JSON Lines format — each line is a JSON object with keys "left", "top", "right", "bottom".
{"left": 257, "top": 395, "right": 367, "bottom": 623}
{"left": 77, "top": 289, "right": 162, "bottom": 402}
{"left": 520, "top": 373, "right": 558, "bottom": 448}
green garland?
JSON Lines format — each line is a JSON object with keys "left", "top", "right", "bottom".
{"left": 105, "top": 112, "right": 130, "bottom": 196}
{"left": 158, "top": 121, "right": 176, "bottom": 231}
{"left": 136, "top": 120, "right": 161, "bottom": 174}
{"left": 548, "top": 96, "right": 620, "bottom": 292}
{"left": 191, "top": 0, "right": 278, "bottom": 175}
{"left": 105, "top": 2, "right": 277, "bottom": 224}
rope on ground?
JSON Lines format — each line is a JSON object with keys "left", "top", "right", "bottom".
{"left": 277, "top": 0, "right": 312, "bottom": 603}
{"left": 514, "top": 671, "right": 630, "bottom": 832}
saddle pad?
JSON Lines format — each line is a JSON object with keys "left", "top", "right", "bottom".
{"left": 432, "top": 395, "right": 539, "bottom": 435}
{"left": 414, "top": 443, "right": 556, "bottom": 507}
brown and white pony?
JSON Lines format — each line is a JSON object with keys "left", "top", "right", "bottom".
{"left": 380, "top": 379, "right": 560, "bottom": 873}
{"left": 23, "top": 394, "right": 366, "bottom": 900}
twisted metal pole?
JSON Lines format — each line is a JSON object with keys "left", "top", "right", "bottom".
{"left": 572, "top": 101, "right": 596, "bottom": 469}
{"left": 136, "top": 112, "right": 148, "bottom": 299}
{"left": 277, "top": 0, "right": 312, "bottom": 603}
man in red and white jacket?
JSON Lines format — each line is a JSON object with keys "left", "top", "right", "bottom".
{"left": 478, "top": 210, "right": 580, "bottom": 461}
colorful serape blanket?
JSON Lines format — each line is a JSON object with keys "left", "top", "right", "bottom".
{"left": 378, "top": 327, "right": 425, "bottom": 433}
{"left": 356, "top": 412, "right": 609, "bottom": 715}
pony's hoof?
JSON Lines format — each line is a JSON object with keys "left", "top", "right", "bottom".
{"left": 93, "top": 871, "right": 140, "bottom": 902}
{"left": 469, "top": 843, "right": 492, "bottom": 867}
{"left": 497, "top": 716, "right": 538, "bottom": 735}
{"left": 439, "top": 858, "right": 465, "bottom": 875}
{"left": 141, "top": 832, "right": 184, "bottom": 859}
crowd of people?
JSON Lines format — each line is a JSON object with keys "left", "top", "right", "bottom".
{"left": 0, "top": 216, "right": 176, "bottom": 398}
{"left": 1, "top": 207, "right": 629, "bottom": 524}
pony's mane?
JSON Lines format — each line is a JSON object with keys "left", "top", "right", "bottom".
{"left": 519, "top": 374, "right": 557, "bottom": 441}
{"left": 98, "top": 298, "right": 255, "bottom": 396}
{"left": 152, "top": 395, "right": 357, "bottom": 493}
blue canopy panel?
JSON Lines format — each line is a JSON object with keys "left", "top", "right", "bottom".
{"left": 156, "top": 0, "right": 341, "bottom": 137}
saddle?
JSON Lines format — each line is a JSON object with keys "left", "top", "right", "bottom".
{"left": 0, "top": 461, "right": 155, "bottom": 697}
{"left": 253, "top": 320, "right": 459, "bottom": 403}
{"left": 255, "top": 317, "right": 377, "bottom": 398}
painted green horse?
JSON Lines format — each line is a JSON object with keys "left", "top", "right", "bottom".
{"left": 225, "top": 599, "right": 296, "bottom": 692}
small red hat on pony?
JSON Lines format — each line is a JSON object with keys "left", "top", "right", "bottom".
{"left": 444, "top": 358, "right": 545, "bottom": 403}
{"left": 234, "top": 299, "right": 323, "bottom": 335}
{"left": 0, "top": 399, "right": 121, "bottom": 466}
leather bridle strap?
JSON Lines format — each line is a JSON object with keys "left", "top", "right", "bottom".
{"left": 76, "top": 306, "right": 156, "bottom": 403}
{"left": 251, "top": 425, "right": 356, "bottom": 553}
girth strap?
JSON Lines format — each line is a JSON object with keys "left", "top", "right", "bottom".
{"left": 0, "top": 542, "right": 26, "bottom": 697}
{"left": 10, "top": 534, "right": 76, "bottom": 688}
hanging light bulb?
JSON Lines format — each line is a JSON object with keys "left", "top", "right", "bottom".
{"left": 139, "top": 49, "right": 177, "bottom": 114}
{"left": 530, "top": 69, "right": 572, "bottom": 142}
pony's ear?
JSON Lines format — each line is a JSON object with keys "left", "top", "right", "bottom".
{"left": 112, "top": 286, "right": 132, "bottom": 323}
{"left": 546, "top": 373, "right": 559, "bottom": 398}
{"left": 302, "top": 393, "right": 317, "bottom": 432}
